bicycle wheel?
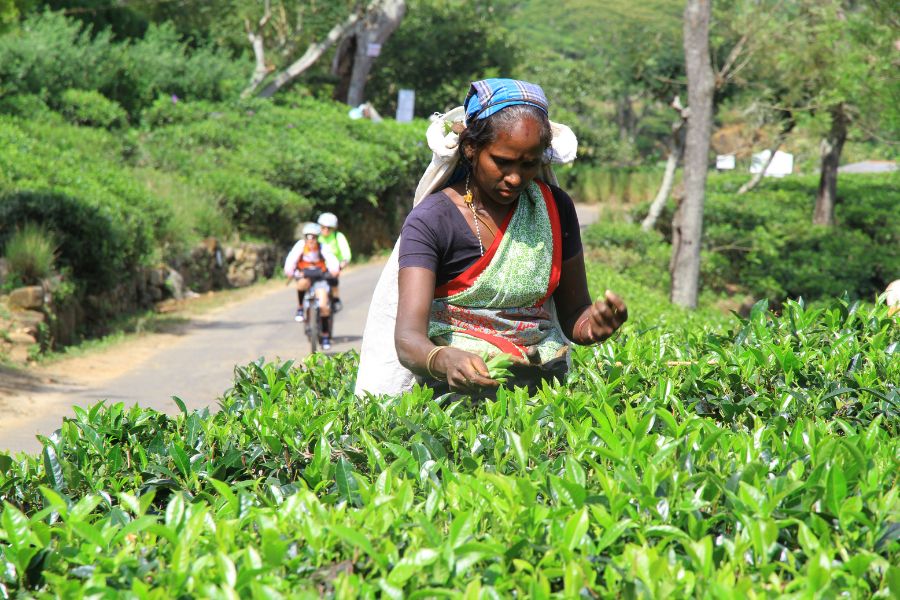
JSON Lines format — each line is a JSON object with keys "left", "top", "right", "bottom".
{"left": 308, "top": 304, "right": 319, "bottom": 354}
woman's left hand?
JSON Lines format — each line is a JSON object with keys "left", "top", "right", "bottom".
{"left": 579, "top": 290, "right": 628, "bottom": 343}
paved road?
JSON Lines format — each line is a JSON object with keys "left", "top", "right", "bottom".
{"left": 0, "top": 263, "right": 384, "bottom": 454}
{"left": 0, "top": 204, "right": 600, "bottom": 455}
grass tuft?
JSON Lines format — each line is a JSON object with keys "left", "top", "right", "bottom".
{"left": 3, "top": 222, "right": 57, "bottom": 285}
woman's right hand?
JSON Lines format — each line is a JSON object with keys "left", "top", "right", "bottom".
{"left": 433, "top": 347, "right": 499, "bottom": 392}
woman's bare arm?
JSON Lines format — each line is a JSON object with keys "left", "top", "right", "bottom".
{"left": 554, "top": 251, "right": 628, "bottom": 344}
{"left": 395, "top": 267, "right": 439, "bottom": 375}
{"left": 396, "top": 267, "right": 496, "bottom": 390}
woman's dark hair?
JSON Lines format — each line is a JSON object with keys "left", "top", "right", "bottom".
{"left": 457, "top": 104, "right": 552, "bottom": 167}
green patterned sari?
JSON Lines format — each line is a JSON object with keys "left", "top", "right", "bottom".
{"left": 428, "top": 180, "right": 569, "bottom": 366}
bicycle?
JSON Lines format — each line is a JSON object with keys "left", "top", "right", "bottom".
{"left": 297, "top": 267, "right": 332, "bottom": 353}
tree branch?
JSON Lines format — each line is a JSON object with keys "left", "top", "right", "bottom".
{"left": 242, "top": 1, "right": 274, "bottom": 99}
{"left": 256, "top": 6, "right": 367, "bottom": 98}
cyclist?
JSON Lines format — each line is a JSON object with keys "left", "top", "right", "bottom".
{"left": 283, "top": 222, "right": 340, "bottom": 349}
{"left": 316, "top": 212, "right": 352, "bottom": 312}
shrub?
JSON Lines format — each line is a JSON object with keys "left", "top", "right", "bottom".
{"left": 139, "top": 94, "right": 220, "bottom": 128}
{"left": 0, "top": 295, "right": 895, "bottom": 595}
{"left": 0, "top": 117, "right": 172, "bottom": 289}
{"left": 2, "top": 222, "right": 56, "bottom": 285}
{"left": 202, "top": 170, "right": 309, "bottom": 242}
{"left": 58, "top": 88, "right": 128, "bottom": 129}
{"left": 619, "top": 172, "right": 900, "bottom": 303}
{"left": 117, "top": 22, "right": 247, "bottom": 117}
{"left": 0, "top": 11, "right": 119, "bottom": 108}
{"left": 0, "top": 191, "right": 155, "bottom": 291}
{"left": 0, "top": 93, "right": 51, "bottom": 119}
{"left": 582, "top": 221, "right": 673, "bottom": 292}
{"left": 0, "top": 12, "right": 246, "bottom": 121}
{"left": 138, "top": 97, "right": 429, "bottom": 248}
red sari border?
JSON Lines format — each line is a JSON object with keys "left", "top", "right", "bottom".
{"left": 434, "top": 180, "right": 561, "bottom": 300}
{"left": 434, "top": 194, "right": 517, "bottom": 298}
{"left": 535, "top": 180, "right": 562, "bottom": 307}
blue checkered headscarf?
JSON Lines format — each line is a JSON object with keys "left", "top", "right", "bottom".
{"left": 464, "top": 78, "right": 549, "bottom": 124}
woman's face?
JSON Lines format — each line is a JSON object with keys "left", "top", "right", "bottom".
{"left": 469, "top": 116, "right": 545, "bottom": 206}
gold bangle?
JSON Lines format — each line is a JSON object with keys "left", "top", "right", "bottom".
{"left": 425, "top": 346, "right": 446, "bottom": 379}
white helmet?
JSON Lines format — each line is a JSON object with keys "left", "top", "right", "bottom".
{"left": 302, "top": 222, "right": 321, "bottom": 236}
{"left": 317, "top": 212, "right": 338, "bottom": 229}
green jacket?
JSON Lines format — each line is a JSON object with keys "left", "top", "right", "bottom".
{"left": 319, "top": 230, "right": 352, "bottom": 264}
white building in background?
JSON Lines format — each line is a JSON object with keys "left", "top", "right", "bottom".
{"left": 750, "top": 150, "right": 794, "bottom": 177}
{"left": 716, "top": 154, "right": 736, "bottom": 171}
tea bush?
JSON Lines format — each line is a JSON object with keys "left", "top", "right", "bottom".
{"left": 57, "top": 89, "right": 128, "bottom": 129}
{"left": 609, "top": 172, "right": 900, "bottom": 304}
{"left": 0, "top": 12, "right": 245, "bottom": 120}
{"left": 0, "top": 116, "right": 171, "bottom": 289}
{"left": 0, "top": 295, "right": 896, "bottom": 596}
{"left": 135, "top": 97, "right": 429, "bottom": 246}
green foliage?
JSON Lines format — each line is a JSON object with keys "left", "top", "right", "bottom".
{"left": 366, "top": 0, "right": 519, "bottom": 117}
{"left": 118, "top": 21, "right": 246, "bottom": 116}
{"left": 701, "top": 173, "right": 899, "bottom": 301}
{"left": 0, "top": 11, "right": 118, "bottom": 107}
{"left": 0, "top": 116, "right": 171, "bottom": 290}
{"left": 2, "top": 222, "right": 56, "bottom": 285}
{"left": 35, "top": 0, "right": 151, "bottom": 40}
{"left": 582, "top": 221, "right": 674, "bottom": 298}
{"left": 139, "top": 94, "right": 220, "bottom": 127}
{"left": 136, "top": 97, "right": 428, "bottom": 246}
{"left": 58, "top": 88, "right": 127, "bottom": 129}
{"left": 616, "top": 172, "right": 899, "bottom": 303}
{"left": 202, "top": 170, "right": 306, "bottom": 243}
{"left": 0, "top": 294, "right": 896, "bottom": 595}
{"left": 0, "top": 12, "right": 246, "bottom": 120}
{"left": 0, "top": 0, "right": 32, "bottom": 31}
{"left": 0, "top": 92, "right": 49, "bottom": 119}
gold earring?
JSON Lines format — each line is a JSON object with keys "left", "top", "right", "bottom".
{"left": 463, "top": 173, "right": 473, "bottom": 205}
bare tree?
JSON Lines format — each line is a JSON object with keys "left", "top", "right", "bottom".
{"left": 670, "top": 0, "right": 714, "bottom": 309}
{"left": 737, "top": 112, "right": 795, "bottom": 194}
{"left": 332, "top": 0, "right": 406, "bottom": 106}
{"left": 241, "top": 0, "right": 405, "bottom": 100}
{"left": 642, "top": 95, "right": 688, "bottom": 232}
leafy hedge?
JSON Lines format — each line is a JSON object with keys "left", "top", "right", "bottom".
{"left": 599, "top": 172, "right": 900, "bottom": 304}
{"left": 0, "top": 293, "right": 896, "bottom": 595}
{"left": 136, "top": 96, "right": 429, "bottom": 246}
{"left": 0, "top": 116, "right": 171, "bottom": 290}
{"left": 0, "top": 12, "right": 245, "bottom": 120}
{"left": 0, "top": 95, "right": 429, "bottom": 295}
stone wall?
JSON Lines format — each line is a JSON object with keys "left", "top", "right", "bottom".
{"left": 0, "top": 239, "right": 280, "bottom": 364}
{"left": 0, "top": 285, "right": 50, "bottom": 363}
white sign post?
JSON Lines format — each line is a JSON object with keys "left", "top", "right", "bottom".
{"left": 750, "top": 150, "right": 794, "bottom": 178}
{"left": 716, "top": 154, "right": 736, "bottom": 171}
{"left": 396, "top": 89, "right": 415, "bottom": 123}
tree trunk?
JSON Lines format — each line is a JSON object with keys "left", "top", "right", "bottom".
{"left": 241, "top": 2, "right": 273, "bottom": 99}
{"left": 643, "top": 151, "right": 680, "bottom": 232}
{"left": 333, "top": 0, "right": 406, "bottom": 106}
{"left": 642, "top": 96, "right": 687, "bottom": 232}
{"left": 670, "top": 0, "right": 714, "bottom": 309}
{"left": 615, "top": 94, "right": 637, "bottom": 144}
{"left": 813, "top": 103, "right": 848, "bottom": 226}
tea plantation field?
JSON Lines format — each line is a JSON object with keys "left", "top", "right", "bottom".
{"left": 0, "top": 281, "right": 897, "bottom": 596}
